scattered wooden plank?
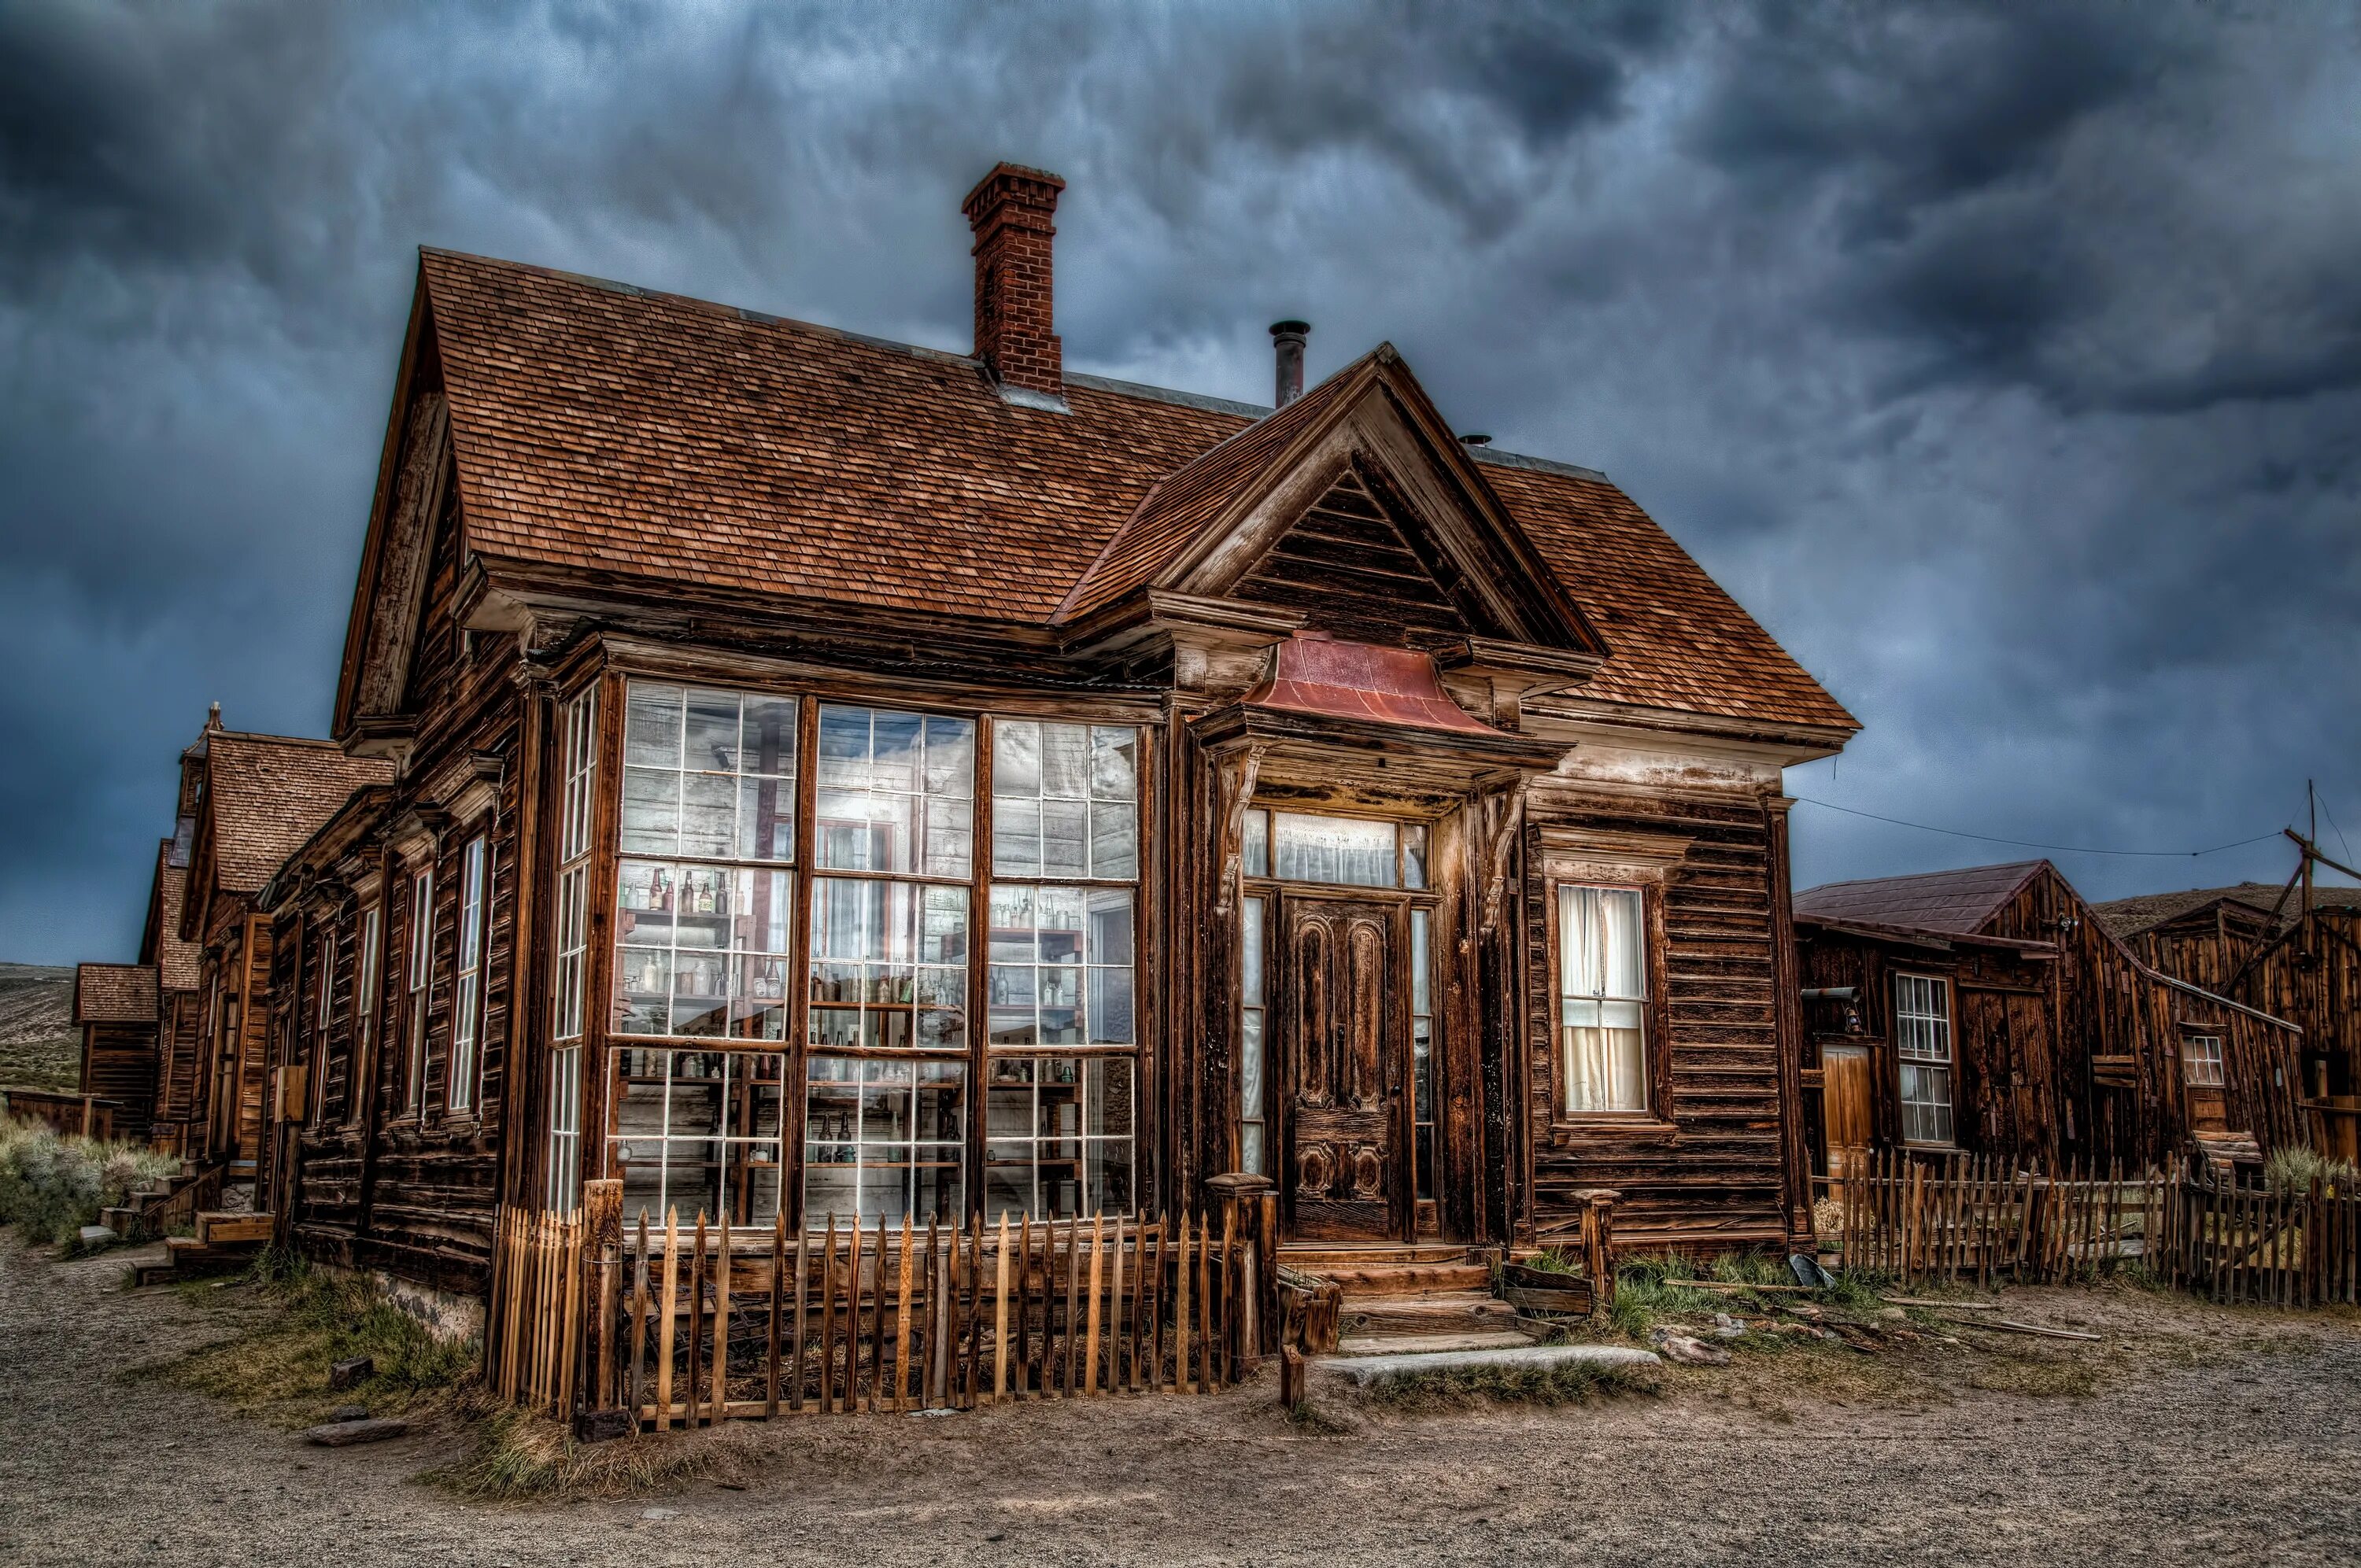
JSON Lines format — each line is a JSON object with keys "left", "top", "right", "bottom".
{"left": 1942, "top": 1315, "right": 2099, "bottom": 1341}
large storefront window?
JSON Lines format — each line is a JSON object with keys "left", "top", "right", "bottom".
{"left": 597, "top": 681, "right": 1145, "bottom": 1227}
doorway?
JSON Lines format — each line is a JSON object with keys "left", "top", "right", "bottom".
{"left": 1274, "top": 892, "right": 1412, "bottom": 1242}
{"left": 1821, "top": 1043, "right": 1872, "bottom": 1190}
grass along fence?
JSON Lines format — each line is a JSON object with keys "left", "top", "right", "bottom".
{"left": 490, "top": 1180, "right": 1270, "bottom": 1430}
{"left": 1825, "top": 1146, "right": 2361, "bottom": 1306}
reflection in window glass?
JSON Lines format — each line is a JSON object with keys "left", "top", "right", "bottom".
{"left": 807, "top": 878, "right": 969, "bottom": 1050}
{"left": 1272, "top": 812, "right": 1398, "bottom": 888}
{"left": 984, "top": 1056, "right": 1134, "bottom": 1218}
{"left": 1559, "top": 884, "right": 1648, "bottom": 1114}
{"left": 1243, "top": 809, "right": 1269, "bottom": 878}
{"left": 1240, "top": 896, "right": 1267, "bottom": 1175}
{"left": 615, "top": 861, "right": 794, "bottom": 1039}
{"left": 804, "top": 1055, "right": 964, "bottom": 1221}
{"left": 985, "top": 886, "right": 1134, "bottom": 1049}
{"left": 621, "top": 684, "right": 798, "bottom": 863}
{"left": 609, "top": 1048, "right": 784, "bottom": 1226}
{"left": 815, "top": 706, "right": 974, "bottom": 877}
{"left": 450, "top": 836, "right": 488, "bottom": 1112}
{"left": 991, "top": 722, "right": 1138, "bottom": 880}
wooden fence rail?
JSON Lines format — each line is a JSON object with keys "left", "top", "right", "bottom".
{"left": 1821, "top": 1146, "right": 2361, "bottom": 1307}
{"left": 489, "top": 1179, "right": 1273, "bottom": 1428}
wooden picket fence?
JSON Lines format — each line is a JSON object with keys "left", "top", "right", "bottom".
{"left": 1826, "top": 1146, "right": 2361, "bottom": 1307}
{"left": 2167, "top": 1168, "right": 2361, "bottom": 1308}
{"left": 489, "top": 1206, "right": 587, "bottom": 1419}
{"left": 1827, "top": 1148, "right": 2159, "bottom": 1289}
{"left": 487, "top": 1179, "right": 1277, "bottom": 1428}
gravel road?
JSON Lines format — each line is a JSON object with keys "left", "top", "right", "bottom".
{"left": 4, "top": 1235, "right": 2357, "bottom": 1566}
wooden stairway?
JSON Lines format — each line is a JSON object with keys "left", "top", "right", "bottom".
{"left": 129, "top": 1209, "right": 269, "bottom": 1287}
{"left": 99, "top": 1159, "right": 226, "bottom": 1244}
{"left": 1284, "top": 1244, "right": 1534, "bottom": 1357}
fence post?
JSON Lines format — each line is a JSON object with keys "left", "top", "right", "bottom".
{"left": 574, "top": 1179, "right": 627, "bottom": 1439}
{"left": 1206, "top": 1171, "right": 1275, "bottom": 1365}
{"left": 1574, "top": 1188, "right": 1620, "bottom": 1308}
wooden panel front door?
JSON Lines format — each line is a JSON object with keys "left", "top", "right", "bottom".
{"left": 1277, "top": 894, "right": 1408, "bottom": 1241}
{"left": 1821, "top": 1044, "right": 1872, "bottom": 1189}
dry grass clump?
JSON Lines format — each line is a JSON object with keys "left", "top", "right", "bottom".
{"left": 146, "top": 1252, "right": 475, "bottom": 1423}
{"left": 427, "top": 1409, "right": 728, "bottom": 1501}
{"left": 1362, "top": 1356, "right": 1658, "bottom": 1411}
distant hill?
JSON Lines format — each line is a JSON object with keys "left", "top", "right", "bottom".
{"left": 0, "top": 964, "right": 79, "bottom": 1092}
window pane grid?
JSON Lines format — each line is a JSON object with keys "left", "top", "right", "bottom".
{"left": 989, "top": 721, "right": 1138, "bottom": 880}
{"left": 804, "top": 1055, "right": 965, "bottom": 1221}
{"left": 2183, "top": 1034, "right": 2225, "bottom": 1087}
{"left": 609, "top": 1046, "right": 784, "bottom": 1227}
{"left": 615, "top": 860, "right": 795, "bottom": 1041}
{"left": 548, "top": 687, "right": 597, "bottom": 1211}
{"left": 1894, "top": 975, "right": 1954, "bottom": 1145}
{"left": 807, "top": 876, "right": 970, "bottom": 1053}
{"left": 451, "top": 837, "right": 487, "bottom": 1112}
{"left": 985, "top": 1055, "right": 1134, "bottom": 1219}
{"left": 1559, "top": 884, "right": 1648, "bottom": 1114}
{"left": 1239, "top": 895, "right": 1266, "bottom": 1177}
{"left": 815, "top": 705, "right": 974, "bottom": 878}
{"left": 985, "top": 885, "right": 1134, "bottom": 1051}
{"left": 622, "top": 684, "right": 799, "bottom": 864}
{"left": 405, "top": 869, "right": 433, "bottom": 1112}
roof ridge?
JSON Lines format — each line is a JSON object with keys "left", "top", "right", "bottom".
{"left": 1797, "top": 859, "right": 2047, "bottom": 896}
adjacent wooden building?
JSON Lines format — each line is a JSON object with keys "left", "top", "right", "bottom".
{"left": 1796, "top": 861, "right": 2305, "bottom": 1176}
{"left": 223, "top": 161, "right": 1860, "bottom": 1319}
{"left": 2099, "top": 877, "right": 2361, "bottom": 1157}
{"left": 72, "top": 962, "right": 160, "bottom": 1131}
{"left": 172, "top": 710, "right": 391, "bottom": 1177}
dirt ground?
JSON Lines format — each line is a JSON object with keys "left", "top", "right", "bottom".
{"left": 5, "top": 1237, "right": 2359, "bottom": 1566}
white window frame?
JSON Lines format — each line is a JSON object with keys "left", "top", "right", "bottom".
{"left": 350, "top": 903, "right": 381, "bottom": 1126}
{"left": 404, "top": 867, "right": 434, "bottom": 1114}
{"left": 2182, "top": 1031, "right": 2226, "bottom": 1089}
{"left": 1556, "top": 883, "right": 1652, "bottom": 1116}
{"left": 1895, "top": 972, "right": 1955, "bottom": 1147}
{"left": 449, "top": 835, "right": 488, "bottom": 1113}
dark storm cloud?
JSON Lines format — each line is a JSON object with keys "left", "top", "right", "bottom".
{"left": 2, "top": 0, "right": 2356, "bottom": 961}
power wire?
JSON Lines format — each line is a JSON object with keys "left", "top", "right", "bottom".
{"left": 1790, "top": 795, "right": 2285, "bottom": 859}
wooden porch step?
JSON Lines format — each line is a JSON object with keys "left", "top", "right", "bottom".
{"left": 1280, "top": 1243, "right": 1469, "bottom": 1267}
{"left": 164, "top": 1236, "right": 256, "bottom": 1280}
{"left": 1321, "top": 1263, "right": 1496, "bottom": 1297}
{"left": 194, "top": 1212, "right": 270, "bottom": 1246}
{"left": 1337, "top": 1290, "right": 1522, "bottom": 1339}
{"left": 1334, "top": 1327, "right": 1536, "bottom": 1357}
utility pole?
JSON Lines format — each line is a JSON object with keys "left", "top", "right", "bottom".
{"left": 2307, "top": 780, "right": 2318, "bottom": 957}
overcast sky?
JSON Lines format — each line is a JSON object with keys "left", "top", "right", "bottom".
{"left": 3, "top": 1, "right": 2356, "bottom": 965}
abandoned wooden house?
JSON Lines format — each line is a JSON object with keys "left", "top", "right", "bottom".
{"left": 172, "top": 708, "right": 392, "bottom": 1179}
{"left": 230, "top": 158, "right": 1861, "bottom": 1363}
{"left": 2099, "top": 873, "right": 2361, "bottom": 1157}
{"left": 137, "top": 830, "right": 207, "bottom": 1153}
{"left": 1794, "top": 860, "right": 2306, "bottom": 1178}
{"left": 72, "top": 961, "right": 160, "bottom": 1132}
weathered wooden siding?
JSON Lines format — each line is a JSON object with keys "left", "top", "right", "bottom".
{"left": 1797, "top": 928, "right": 2060, "bottom": 1171}
{"left": 2132, "top": 907, "right": 2361, "bottom": 1100}
{"left": 1522, "top": 784, "right": 1792, "bottom": 1254}
{"left": 79, "top": 1022, "right": 160, "bottom": 1127}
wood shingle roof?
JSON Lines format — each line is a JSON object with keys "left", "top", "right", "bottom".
{"left": 1793, "top": 861, "right": 2049, "bottom": 936}
{"left": 73, "top": 963, "right": 157, "bottom": 1025}
{"left": 419, "top": 248, "right": 1855, "bottom": 734}
{"left": 200, "top": 733, "right": 394, "bottom": 897}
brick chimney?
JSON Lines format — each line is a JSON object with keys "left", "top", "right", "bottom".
{"left": 963, "top": 162, "right": 1066, "bottom": 400}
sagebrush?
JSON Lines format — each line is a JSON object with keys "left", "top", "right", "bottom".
{"left": 0, "top": 1114, "right": 179, "bottom": 1247}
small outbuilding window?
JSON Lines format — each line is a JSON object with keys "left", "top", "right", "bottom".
{"left": 2182, "top": 1033, "right": 2226, "bottom": 1088}
{"left": 1895, "top": 972, "right": 1953, "bottom": 1146}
